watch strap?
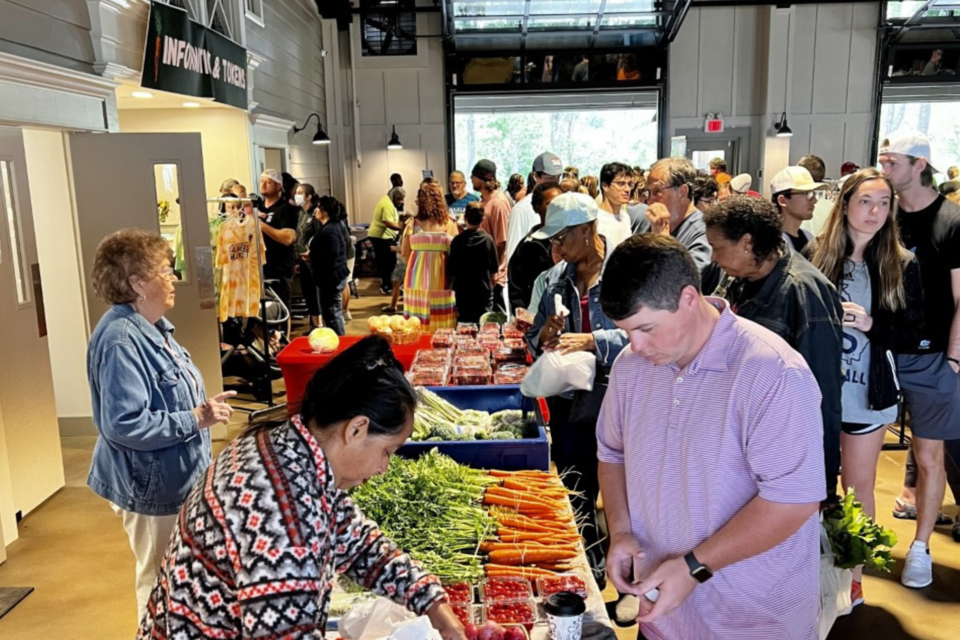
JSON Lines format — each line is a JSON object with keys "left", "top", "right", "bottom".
{"left": 684, "top": 551, "right": 713, "bottom": 583}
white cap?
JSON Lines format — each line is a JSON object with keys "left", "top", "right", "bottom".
{"left": 730, "top": 173, "right": 752, "bottom": 193}
{"left": 261, "top": 168, "right": 282, "bottom": 185}
{"left": 532, "top": 192, "right": 598, "bottom": 240}
{"left": 878, "top": 129, "right": 938, "bottom": 173}
{"left": 770, "top": 166, "right": 825, "bottom": 194}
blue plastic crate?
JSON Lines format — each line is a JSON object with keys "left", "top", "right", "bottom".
{"left": 398, "top": 385, "right": 549, "bottom": 471}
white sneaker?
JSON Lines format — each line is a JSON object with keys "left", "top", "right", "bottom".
{"left": 344, "top": 311, "right": 353, "bottom": 321}
{"left": 901, "top": 541, "right": 933, "bottom": 588}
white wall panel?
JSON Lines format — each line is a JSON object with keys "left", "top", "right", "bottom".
{"left": 386, "top": 70, "right": 423, "bottom": 126}
{"left": 812, "top": 4, "right": 855, "bottom": 115}
{"left": 668, "top": 8, "right": 701, "bottom": 119}
{"left": 790, "top": 6, "right": 818, "bottom": 116}
{"left": 358, "top": 71, "right": 387, "bottom": 126}
{"left": 735, "top": 6, "right": 766, "bottom": 118}
{"left": 697, "top": 7, "right": 735, "bottom": 118}
{"left": 848, "top": 3, "right": 880, "bottom": 114}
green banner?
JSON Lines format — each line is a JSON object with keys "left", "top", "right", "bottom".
{"left": 140, "top": 1, "right": 248, "bottom": 110}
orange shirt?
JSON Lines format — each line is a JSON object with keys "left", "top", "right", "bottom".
{"left": 215, "top": 214, "right": 266, "bottom": 322}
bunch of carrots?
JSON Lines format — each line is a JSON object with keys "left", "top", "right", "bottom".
{"left": 480, "top": 469, "right": 583, "bottom": 580}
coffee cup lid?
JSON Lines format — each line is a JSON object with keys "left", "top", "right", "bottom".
{"left": 544, "top": 591, "right": 586, "bottom": 616}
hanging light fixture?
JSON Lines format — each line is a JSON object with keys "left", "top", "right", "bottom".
{"left": 293, "top": 113, "right": 331, "bottom": 145}
{"left": 387, "top": 125, "right": 403, "bottom": 150}
{"left": 775, "top": 112, "right": 793, "bottom": 138}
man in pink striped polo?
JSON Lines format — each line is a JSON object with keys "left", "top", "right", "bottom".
{"left": 597, "top": 235, "right": 825, "bottom": 640}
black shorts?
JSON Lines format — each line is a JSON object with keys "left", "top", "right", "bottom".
{"left": 842, "top": 422, "right": 886, "bottom": 436}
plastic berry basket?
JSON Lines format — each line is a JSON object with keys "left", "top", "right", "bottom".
{"left": 443, "top": 582, "right": 475, "bottom": 605}
{"left": 482, "top": 598, "right": 539, "bottom": 632}
{"left": 535, "top": 573, "right": 588, "bottom": 601}
{"left": 480, "top": 577, "right": 534, "bottom": 602}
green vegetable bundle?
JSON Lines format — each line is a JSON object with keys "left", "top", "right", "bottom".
{"left": 350, "top": 449, "right": 498, "bottom": 582}
{"left": 410, "top": 388, "right": 534, "bottom": 442}
{"left": 824, "top": 490, "right": 898, "bottom": 572}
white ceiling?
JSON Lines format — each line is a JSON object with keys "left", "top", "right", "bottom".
{"left": 115, "top": 79, "right": 231, "bottom": 111}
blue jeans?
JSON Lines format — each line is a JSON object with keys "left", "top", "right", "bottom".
{"left": 319, "top": 276, "right": 347, "bottom": 335}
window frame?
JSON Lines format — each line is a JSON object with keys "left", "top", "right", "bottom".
{"left": 245, "top": 0, "right": 265, "bottom": 28}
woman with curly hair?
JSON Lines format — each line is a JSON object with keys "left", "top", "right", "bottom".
{"left": 401, "top": 182, "right": 459, "bottom": 327}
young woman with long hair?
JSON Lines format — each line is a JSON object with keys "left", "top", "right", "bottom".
{"left": 811, "top": 168, "right": 924, "bottom": 606}
{"left": 401, "top": 182, "right": 459, "bottom": 327}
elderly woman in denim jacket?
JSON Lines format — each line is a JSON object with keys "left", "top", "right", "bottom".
{"left": 526, "top": 192, "right": 628, "bottom": 587}
{"left": 86, "top": 229, "right": 235, "bottom": 621}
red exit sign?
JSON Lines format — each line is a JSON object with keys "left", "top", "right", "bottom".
{"left": 704, "top": 118, "right": 725, "bottom": 133}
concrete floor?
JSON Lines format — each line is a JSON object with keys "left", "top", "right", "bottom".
{"left": 1, "top": 278, "right": 959, "bottom": 639}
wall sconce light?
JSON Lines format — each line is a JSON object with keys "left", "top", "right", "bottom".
{"left": 294, "top": 113, "right": 331, "bottom": 145}
{"left": 775, "top": 112, "right": 793, "bottom": 138}
{"left": 387, "top": 125, "right": 403, "bottom": 150}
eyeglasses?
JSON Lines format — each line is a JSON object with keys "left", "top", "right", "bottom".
{"left": 450, "top": 181, "right": 465, "bottom": 187}
{"left": 611, "top": 180, "right": 636, "bottom": 189}
{"left": 789, "top": 191, "right": 816, "bottom": 201}
{"left": 550, "top": 227, "right": 575, "bottom": 246}
{"left": 647, "top": 185, "right": 678, "bottom": 199}
{"left": 157, "top": 266, "right": 177, "bottom": 281}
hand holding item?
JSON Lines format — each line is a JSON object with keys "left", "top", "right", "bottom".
{"left": 606, "top": 532, "right": 645, "bottom": 597}
{"left": 194, "top": 391, "right": 237, "bottom": 429}
{"left": 539, "top": 314, "right": 566, "bottom": 351}
{"left": 841, "top": 301, "right": 873, "bottom": 332}
{"left": 636, "top": 556, "right": 698, "bottom": 624}
{"left": 425, "top": 602, "right": 467, "bottom": 640}
{"left": 558, "top": 332, "right": 596, "bottom": 354}
{"left": 645, "top": 203, "right": 671, "bottom": 235}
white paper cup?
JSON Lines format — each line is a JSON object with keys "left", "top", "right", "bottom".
{"left": 544, "top": 591, "right": 586, "bottom": 640}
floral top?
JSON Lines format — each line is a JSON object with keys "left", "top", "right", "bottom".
{"left": 137, "top": 415, "right": 446, "bottom": 639}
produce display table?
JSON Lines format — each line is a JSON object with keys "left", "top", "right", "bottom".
{"left": 528, "top": 554, "right": 616, "bottom": 640}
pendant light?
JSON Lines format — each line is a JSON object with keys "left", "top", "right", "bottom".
{"left": 293, "top": 113, "right": 331, "bottom": 145}
{"left": 387, "top": 125, "right": 403, "bottom": 150}
{"left": 775, "top": 112, "right": 793, "bottom": 138}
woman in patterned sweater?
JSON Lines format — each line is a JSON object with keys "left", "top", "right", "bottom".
{"left": 138, "top": 336, "right": 466, "bottom": 639}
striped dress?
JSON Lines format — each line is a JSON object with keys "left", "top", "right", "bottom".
{"left": 404, "top": 228, "right": 457, "bottom": 329}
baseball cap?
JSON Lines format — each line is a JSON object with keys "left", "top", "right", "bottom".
{"left": 878, "top": 130, "right": 938, "bottom": 173}
{"left": 715, "top": 172, "right": 732, "bottom": 185}
{"left": 261, "top": 168, "right": 282, "bottom": 185}
{"left": 532, "top": 152, "right": 563, "bottom": 177}
{"left": 730, "top": 173, "right": 752, "bottom": 194}
{"left": 840, "top": 161, "right": 860, "bottom": 176}
{"left": 770, "top": 166, "right": 825, "bottom": 194}
{"left": 532, "top": 192, "right": 598, "bottom": 240}
{"left": 472, "top": 159, "right": 497, "bottom": 182}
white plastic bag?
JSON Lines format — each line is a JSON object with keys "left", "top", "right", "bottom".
{"left": 818, "top": 521, "right": 853, "bottom": 640}
{"left": 388, "top": 616, "right": 443, "bottom": 640}
{"left": 340, "top": 597, "right": 414, "bottom": 640}
{"left": 520, "top": 350, "right": 596, "bottom": 398}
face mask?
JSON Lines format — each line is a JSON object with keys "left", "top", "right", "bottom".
{"left": 295, "top": 194, "right": 306, "bottom": 206}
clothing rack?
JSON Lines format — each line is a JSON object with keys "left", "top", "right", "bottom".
{"left": 207, "top": 197, "right": 282, "bottom": 417}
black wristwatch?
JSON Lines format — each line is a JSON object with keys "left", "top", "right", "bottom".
{"left": 948, "top": 357, "right": 960, "bottom": 371}
{"left": 684, "top": 551, "right": 713, "bottom": 583}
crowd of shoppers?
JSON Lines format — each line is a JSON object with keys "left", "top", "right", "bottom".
{"left": 80, "top": 127, "right": 960, "bottom": 640}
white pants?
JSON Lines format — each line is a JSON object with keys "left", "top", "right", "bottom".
{"left": 111, "top": 503, "right": 178, "bottom": 623}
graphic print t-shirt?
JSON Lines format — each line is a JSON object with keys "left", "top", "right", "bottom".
{"left": 216, "top": 214, "right": 265, "bottom": 322}
{"left": 840, "top": 260, "right": 897, "bottom": 423}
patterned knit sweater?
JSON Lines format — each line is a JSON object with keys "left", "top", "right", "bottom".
{"left": 137, "top": 415, "right": 446, "bottom": 639}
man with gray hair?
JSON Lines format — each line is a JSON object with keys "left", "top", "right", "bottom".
{"left": 445, "top": 170, "right": 479, "bottom": 219}
{"left": 637, "top": 158, "right": 713, "bottom": 270}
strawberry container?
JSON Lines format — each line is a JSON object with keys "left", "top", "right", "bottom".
{"left": 480, "top": 576, "right": 534, "bottom": 602}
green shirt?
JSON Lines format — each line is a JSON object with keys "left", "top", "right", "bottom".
{"left": 369, "top": 195, "right": 399, "bottom": 240}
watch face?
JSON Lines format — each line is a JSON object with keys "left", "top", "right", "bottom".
{"left": 692, "top": 566, "right": 712, "bottom": 582}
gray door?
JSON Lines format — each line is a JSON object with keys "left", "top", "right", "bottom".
{"left": 67, "top": 133, "right": 224, "bottom": 417}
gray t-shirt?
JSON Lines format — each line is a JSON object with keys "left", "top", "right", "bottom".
{"left": 841, "top": 260, "right": 898, "bottom": 425}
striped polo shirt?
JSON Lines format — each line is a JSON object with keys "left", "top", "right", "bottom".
{"left": 597, "top": 300, "right": 825, "bottom": 640}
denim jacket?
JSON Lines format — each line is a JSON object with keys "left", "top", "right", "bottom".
{"left": 87, "top": 304, "right": 210, "bottom": 516}
{"left": 526, "top": 261, "right": 628, "bottom": 369}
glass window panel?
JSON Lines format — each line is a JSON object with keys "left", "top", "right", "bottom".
{"left": 455, "top": 18, "right": 523, "bottom": 32}
{"left": 452, "top": 1, "right": 525, "bottom": 17}
{"left": 154, "top": 164, "right": 186, "bottom": 282}
{"left": 529, "top": 1, "right": 602, "bottom": 15}
{"left": 528, "top": 16, "right": 594, "bottom": 30}
{"left": 605, "top": 0, "right": 657, "bottom": 12}
{"left": 601, "top": 15, "right": 657, "bottom": 28}
{"left": 454, "top": 106, "right": 659, "bottom": 183}
{"left": 879, "top": 100, "right": 960, "bottom": 181}
{"left": 886, "top": 1, "right": 956, "bottom": 20}
{"left": 0, "top": 161, "right": 30, "bottom": 305}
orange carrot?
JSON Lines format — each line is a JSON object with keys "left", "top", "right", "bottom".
{"left": 488, "top": 548, "right": 578, "bottom": 565}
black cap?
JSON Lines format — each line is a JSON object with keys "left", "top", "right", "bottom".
{"left": 544, "top": 591, "right": 586, "bottom": 617}
{"left": 472, "top": 159, "right": 497, "bottom": 182}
